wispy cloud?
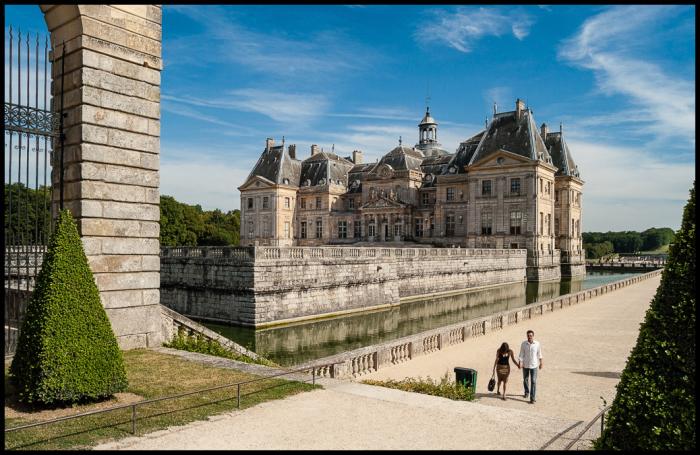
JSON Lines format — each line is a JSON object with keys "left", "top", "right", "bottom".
{"left": 558, "top": 5, "right": 695, "bottom": 147}
{"left": 166, "top": 5, "right": 376, "bottom": 81}
{"left": 416, "top": 7, "right": 535, "bottom": 53}
{"left": 568, "top": 138, "right": 693, "bottom": 230}
{"left": 163, "top": 90, "right": 330, "bottom": 125}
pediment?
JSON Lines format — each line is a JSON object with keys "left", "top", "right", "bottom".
{"left": 238, "top": 175, "right": 277, "bottom": 191}
{"left": 360, "top": 196, "right": 406, "bottom": 210}
{"left": 468, "top": 149, "right": 532, "bottom": 171}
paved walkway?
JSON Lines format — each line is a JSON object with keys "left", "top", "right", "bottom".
{"left": 95, "top": 275, "right": 660, "bottom": 450}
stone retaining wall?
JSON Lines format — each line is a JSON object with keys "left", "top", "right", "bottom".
{"left": 295, "top": 269, "right": 662, "bottom": 379}
{"left": 160, "top": 246, "right": 527, "bottom": 327}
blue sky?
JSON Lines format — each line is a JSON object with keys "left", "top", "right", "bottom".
{"left": 5, "top": 5, "right": 695, "bottom": 231}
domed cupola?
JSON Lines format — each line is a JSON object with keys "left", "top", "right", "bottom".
{"left": 415, "top": 106, "right": 449, "bottom": 157}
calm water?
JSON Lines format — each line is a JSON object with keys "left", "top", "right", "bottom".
{"left": 204, "top": 271, "right": 642, "bottom": 366}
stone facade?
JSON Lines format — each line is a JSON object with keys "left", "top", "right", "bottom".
{"left": 41, "top": 5, "right": 162, "bottom": 349}
{"left": 160, "top": 246, "right": 527, "bottom": 327}
{"left": 239, "top": 99, "right": 585, "bottom": 281}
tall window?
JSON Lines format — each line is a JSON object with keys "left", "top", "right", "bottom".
{"left": 445, "top": 214, "right": 455, "bottom": 236}
{"left": 262, "top": 218, "right": 270, "bottom": 237}
{"left": 284, "top": 197, "right": 290, "bottom": 209}
{"left": 540, "top": 179, "right": 543, "bottom": 194}
{"left": 546, "top": 214, "right": 551, "bottom": 235}
{"left": 316, "top": 219, "right": 323, "bottom": 238}
{"left": 510, "top": 211, "right": 522, "bottom": 235}
{"left": 481, "top": 210, "right": 492, "bottom": 235}
{"left": 394, "top": 223, "right": 402, "bottom": 237}
{"left": 368, "top": 222, "right": 376, "bottom": 237}
{"left": 262, "top": 196, "right": 269, "bottom": 209}
{"left": 510, "top": 178, "right": 521, "bottom": 195}
{"left": 539, "top": 212, "right": 544, "bottom": 235}
{"left": 354, "top": 220, "right": 361, "bottom": 238}
{"left": 421, "top": 192, "right": 429, "bottom": 206}
{"left": 248, "top": 198, "right": 254, "bottom": 209}
{"left": 284, "top": 221, "right": 290, "bottom": 238}
{"left": 348, "top": 198, "right": 354, "bottom": 209}
{"left": 576, "top": 219, "right": 580, "bottom": 238}
{"left": 446, "top": 187, "right": 455, "bottom": 201}
{"left": 316, "top": 197, "right": 321, "bottom": 209}
{"left": 300, "top": 221, "right": 307, "bottom": 239}
{"left": 571, "top": 218, "right": 575, "bottom": 237}
{"left": 555, "top": 217, "right": 560, "bottom": 236}
{"left": 555, "top": 190, "right": 559, "bottom": 202}
{"left": 300, "top": 198, "right": 306, "bottom": 209}
{"left": 482, "top": 180, "right": 492, "bottom": 196}
{"left": 248, "top": 221, "right": 254, "bottom": 238}
{"left": 338, "top": 221, "right": 347, "bottom": 239}
{"left": 414, "top": 219, "right": 423, "bottom": 237}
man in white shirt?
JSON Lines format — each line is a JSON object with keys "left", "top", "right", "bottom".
{"left": 518, "top": 329, "right": 543, "bottom": 404}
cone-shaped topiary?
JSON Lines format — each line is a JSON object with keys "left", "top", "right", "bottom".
{"left": 10, "top": 209, "right": 128, "bottom": 405}
{"left": 595, "top": 182, "right": 695, "bottom": 450}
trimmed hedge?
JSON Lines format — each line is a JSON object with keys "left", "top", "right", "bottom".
{"left": 595, "top": 182, "right": 695, "bottom": 450}
{"left": 10, "top": 210, "right": 128, "bottom": 405}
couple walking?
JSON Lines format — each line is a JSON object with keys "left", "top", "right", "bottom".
{"left": 492, "top": 330, "right": 543, "bottom": 403}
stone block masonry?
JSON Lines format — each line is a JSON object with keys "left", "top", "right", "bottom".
{"left": 160, "top": 246, "right": 527, "bottom": 327}
{"left": 41, "top": 5, "right": 162, "bottom": 349}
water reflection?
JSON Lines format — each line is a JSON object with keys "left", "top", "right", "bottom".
{"left": 204, "top": 271, "right": 640, "bottom": 366}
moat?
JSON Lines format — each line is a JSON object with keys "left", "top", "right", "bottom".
{"left": 204, "top": 271, "right": 641, "bottom": 366}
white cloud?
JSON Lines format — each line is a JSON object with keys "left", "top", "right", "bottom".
{"left": 558, "top": 6, "right": 695, "bottom": 147}
{"left": 568, "top": 138, "right": 693, "bottom": 231}
{"left": 162, "top": 90, "right": 330, "bottom": 125}
{"left": 160, "top": 148, "right": 255, "bottom": 211}
{"left": 416, "top": 7, "right": 535, "bottom": 53}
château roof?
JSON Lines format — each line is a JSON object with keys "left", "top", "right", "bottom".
{"left": 299, "top": 151, "right": 354, "bottom": 187}
{"left": 546, "top": 131, "right": 580, "bottom": 177}
{"left": 247, "top": 145, "right": 301, "bottom": 186}
{"left": 378, "top": 145, "right": 424, "bottom": 172}
{"left": 468, "top": 109, "right": 552, "bottom": 166}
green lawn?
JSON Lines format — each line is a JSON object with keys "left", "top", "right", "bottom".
{"left": 4, "top": 349, "right": 319, "bottom": 450}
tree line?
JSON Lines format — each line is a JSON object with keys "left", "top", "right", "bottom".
{"left": 4, "top": 185, "right": 240, "bottom": 247}
{"left": 583, "top": 228, "right": 675, "bottom": 259}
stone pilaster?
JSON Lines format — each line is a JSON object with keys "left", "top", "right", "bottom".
{"left": 41, "top": 5, "right": 162, "bottom": 349}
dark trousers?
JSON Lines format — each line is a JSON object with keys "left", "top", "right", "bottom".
{"left": 522, "top": 367, "right": 538, "bottom": 400}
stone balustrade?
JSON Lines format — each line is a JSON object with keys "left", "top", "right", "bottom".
{"left": 293, "top": 269, "right": 663, "bottom": 379}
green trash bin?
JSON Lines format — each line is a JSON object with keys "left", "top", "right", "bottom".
{"left": 454, "top": 367, "right": 477, "bottom": 392}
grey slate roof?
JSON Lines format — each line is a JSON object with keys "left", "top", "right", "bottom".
{"left": 545, "top": 132, "right": 580, "bottom": 177}
{"left": 450, "top": 131, "right": 485, "bottom": 173}
{"left": 420, "top": 154, "right": 453, "bottom": 186}
{"left": 468, "top": 110, "right": 552, "bottom": 166}
{"left": 247, "top": 145, "right": 301, "bottom": 186}
{"left": 299, "top": 151, "right": 354, "bottom": 187}
{"left": 378, "top": 146, "right": 424, "bottom": 172}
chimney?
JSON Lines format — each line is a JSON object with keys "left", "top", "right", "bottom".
{"left": 540, "top": 123, "right": 549, "bottom": 141}
{"left": 352, "top": 150, "right": 363, "bottom": 164}
{"left": 288, "top": 144, "right": 296, "bottom": 160}
{"left": 266, "top": 137, "right": 274, "bottom": 151}
{"left": 515, "top": 98, "right": 525, "bottom": 119}
{"left": 311, "top": 144, "right": 319, "bottom": 156}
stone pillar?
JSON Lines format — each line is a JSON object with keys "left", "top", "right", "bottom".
{"left": 42, "top": 5, "right": 162, "bottom": 349}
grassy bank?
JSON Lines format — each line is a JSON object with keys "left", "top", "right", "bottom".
{"left": 5, "top": 349, "right": 319, "bottom": 450}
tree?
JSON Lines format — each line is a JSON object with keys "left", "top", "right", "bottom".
{"left": 10, "top": 210, "right": 128, "bottom": 405}
{"left": 595, "top": 182, "right": 695, "bottom": 449}
{"left": 4, "top": 183, "right": 52, "bottom": 244}
{"left": 159, "top": 195, "right": 240, "bottom": 247}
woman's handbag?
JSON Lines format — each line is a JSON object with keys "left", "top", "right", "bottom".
{"left": 487, "top": 373, "right": 496, "bottom": 392}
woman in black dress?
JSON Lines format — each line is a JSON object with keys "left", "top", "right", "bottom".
{"left": 493, "top": 342, "right": 520, "bottom": 400}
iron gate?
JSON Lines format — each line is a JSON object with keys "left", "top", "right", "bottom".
{"left": 4, "top": 26, "right": 65, "bottom": 356}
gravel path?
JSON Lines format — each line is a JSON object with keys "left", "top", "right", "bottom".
{"left": 95, "top": 275, "right": 660, "bottom": 450}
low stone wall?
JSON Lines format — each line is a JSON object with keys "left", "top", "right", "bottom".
{"left": 295, "top": 269, "right": 663, "bottom": 379}
{"left": 160, "top": 246, "right": 527, "bottom": 327}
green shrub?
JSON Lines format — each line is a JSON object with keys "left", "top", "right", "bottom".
{"left": 595, "top": 182, "right": 695, "bottom": 450}
{"left": 9, "top": 210, "right": 128, "bottom": 405}
{"left": 164, "top": 327, "right": 278, "bottom": 367}
{"left": 362, "top": 372, "right": 474, "bottom": 401}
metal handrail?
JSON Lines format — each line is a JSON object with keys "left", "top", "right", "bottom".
{"left": 564, "top": 405, "right": 612, "bottom": 450}
{"left": 5, "top": 362, "right": 331, "bottom": 435}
